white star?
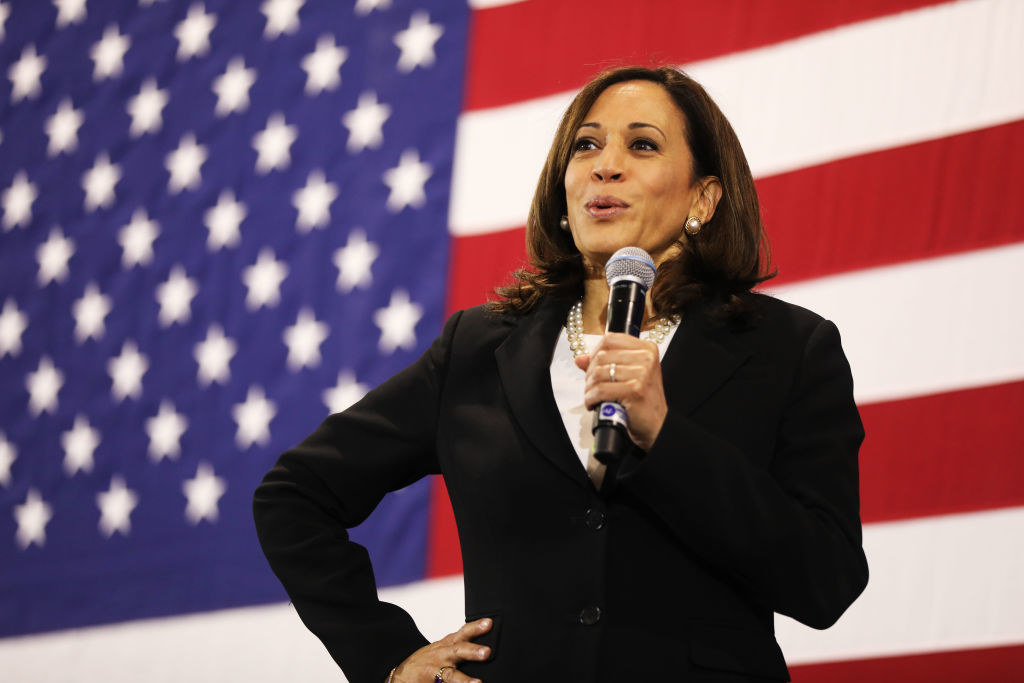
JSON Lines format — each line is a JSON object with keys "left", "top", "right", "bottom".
{"left": 194, "top": 324, "right": 236, "bottom": 386}
{"left": 118, "top": 208, "right": 160, "bottom": 267}
{"left": 166, "top": 133, "right": 207, "bottom": 193}
{"left": 36, "top": 226, "right": 75, "bottom": 286}
{"left": 90, "top": 24, "right": 130, "bottom": 81}
{"left": 283, "top": 307, "right": 328, "bottom": 371}
{"left": 354, "top": 0, "right": 391, "bottom": 15}
{"left": 342, "top": 91, "right": 390, "bottom": 153}
{"left": 127, "top": 77, "right": 167, "bottom": 137}
{"left": 82, "top": 152, "right": 121, "bottom": 211}
{"left": 252, "top": 113, "right": 296, "bottom": 174}
{"left": 26, "top": 356, "right": 63, "bottom": 416}
{"left": 212, "top": 57, "right": 255, "bottom": 116}
{"left": 232, "top": 385, "right": 277, "bottom": 449}
{"left": 0, "top": 298, "right": 27, "bottom": 358}
{"left": 14, "top": 489, "right": 53, "bottom": 549}
{"left": 2, "top": 171, "right": 37, "bottom": 230}
{"left": 373, "top": 289, "right": 422, "bottom": 354}
{"left": 155, "top": 265, "right": 198, "bottom": 327}
{"left": 0, "top": 3, "right": 9, "bottom": 41}
{"left": 146, "top": 399, "right": 187, "bottom": 462}
{"left": 97, "top": 476, "right": 138, "bottom": 538}
{"left": 46, "top": 98, "right": 83, "bottom": 156}
{"left": 182, "top": 462, "right": 226, "bottom": 524}
{"left": 382, "top": 149, "right": 432, "bottom": 212}
{"left": 393, "top": 11, "right": 443, "bottom": 73}
{"left": 62, "top": 414, "right": 100, "bottom": 476}
{"left": 0, "top": 431, "right": 15, "bottom": 487}
{"left": 292, "top": 170, "right": 337, "bottom": 232}
{"left": 54, "top": 0, "right": 87, "bottom": 28}
{"left": 8, "top": 44, "right": 46, "bottom": 102}
{"left": 322, "top": 370, "right": 368, "bottom": 414}
{"left": 174, "top": 3, "right": 215, "bottom": 61}
{"left": 108, "top": 339, "right": 148, "bottom": 401}
{"left": 72, "top": 282, "right": 112, "bottom": 342}
{"left": 204, "top": 189, "right": 245, "bottom": 250}
{"left": 261, "top": 0, "right": 302, "bottom": 39}
{"left": 333, "top": 228, "right": 378, "bottom": 292}
{"left": 301, "top": 34, "right": 347, "bottom": 95}
{"left": 242, "top": 248, "right": 288, "bottom": 310}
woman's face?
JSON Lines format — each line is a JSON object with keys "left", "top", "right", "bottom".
{"left": 564, "top": 80, "right": 703, "bottom": 268}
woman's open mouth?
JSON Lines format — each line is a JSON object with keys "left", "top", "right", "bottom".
{"left": 584, "top": 196, "right": 629, "bottom": 219}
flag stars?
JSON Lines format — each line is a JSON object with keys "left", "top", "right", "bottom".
{"left": 261, "top": 0, "right": 303, "bottom": 39}
{"left": 354, "top": 0, "right": 391, "bottom": 15}
{"left": 27, "top": 356, "right": 63, "bottom": 416}
{"left": 90, "top": 25, "right": 130, "bottom": 81}
{"left": 127, "top": 78, "right": 168, "bottom": 137}
{"left": 283, "top": 308, "right": 328, "bottom": 370}
{"left": 174, "top": 3, "right": 216, "bottom": 61}
{"left": 373, "top": 289, "right": 422, "bottom": 354}
{"left": 82, "top": 152, "right": 121, "bottom": 211}
{"left": 194, "top": 324, "right": 236, "bottom": 386}
{"left": 182, "top": 462, "right": 226, "bottom": 524}
{"left": 146, "top": 400, "right": 187, "bottom": 462}
{"left": 73, "top": 282, "right": 112, "bottom": 342}
{"left": 37, "top": 227, "right": 75, "bottom": 286}
{"left": 0, "top": 3, "right": 9, "bottom": 41}
{"left": 323, "top": 370, "right": 368, "bottom": 414}
{"left": 243, "top": 248, "right": 288, "bottom": 310}
{"left": 46, "top": 98, "right": 83, "bottom": 156}
{"left": 0, "top": 298, "right": 27, "bottom": 357}
{"left": 2, "top": 172, "right": 37, "bottom": 230}
{"left": 342, "top": 91, "right": 390, "bottom": 153}
{"left": 394, "top": 11, "right": 443, "bottom": 73}
{"left": 293, "top": 170, "right": 337, "bottom": 231}
{"left": 383, "top": 149, "right": 432, "bottom": 212}
{"left": 54, "top": 0, "right": 87, "bottom": 28}
{"left": 0, "top": 431, "right": 15, "bottom": 487}
{"left": 8, "top": 44, "right": 46, "bottom": 102}
{"left": 118, "top": 208, "right": 160, "bottom": 268}
{"left": 334, "top": 228, "right": 378, "bottom": 292}
{"left": 212, "top": 57, "right": 256, "bottom": 116}
{"left": 61, "top": 414, "right": 100, "bottom": 476}
{"left": 253, "top": 113, "right": 297, "bottom": 173}
{"left": 156, "top": 265, "right": 198, "bottom": 327}
{"left": 204, "top": 190, "right": 246, "bottom": 250}
{"left": 166, "top": 133, "right": 207, "bottom": 193}
{"left": 232, "top": 386, "right": 276, "bottom": 449}
{"left": 108, "top": 340, "right": 149, "bottom": 401}
{"left": 14, "top": 489, "right": 53, "bottom": 549}
{"left": 302, "top": 35, "right": 347, "bottom": 95}
{"left": 97, "top": 476, "right": 138, "bottom": 537}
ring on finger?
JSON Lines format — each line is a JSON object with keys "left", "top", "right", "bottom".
{"left": 435, "top": 665, "right": 456, "bottom": 683}
{"left": 609, "top": 362, "right": 617, "bottom": 382}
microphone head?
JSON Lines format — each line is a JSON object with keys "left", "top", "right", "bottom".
{"left": 605, "top": 247, "right": 657, "bottom": 290}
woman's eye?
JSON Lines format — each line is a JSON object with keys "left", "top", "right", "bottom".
{"left": 631, "top": 138, "right": 658, "bottom": 152}
{"left": 572, "top": 138, "right": 597, "bottom": 152}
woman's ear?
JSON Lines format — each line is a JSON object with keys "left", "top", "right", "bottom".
{"left": 694, "top": 176, "right": 723, "bottom": 223}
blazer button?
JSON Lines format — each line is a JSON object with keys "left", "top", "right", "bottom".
{"left": 579, "top": 606, "right": 602, "bottom": 626}
{"left": 584, "top": 507, "right": 605, "bottom": 530}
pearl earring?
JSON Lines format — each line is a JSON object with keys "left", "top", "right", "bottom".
{"left": 684, "top": 216, "right": 702, "bottom": 235}
{"left": 559, "top": 216, "right": 570, "bottom": 231}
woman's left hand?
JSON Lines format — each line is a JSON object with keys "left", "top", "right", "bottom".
{"left": 575, "top": 332, "right": 668, "bottom": 452}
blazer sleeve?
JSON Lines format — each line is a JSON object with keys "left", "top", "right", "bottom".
{"left": 252, "top": 310, "right": 463, "bottom": 683}
{"left": 617, "top": 318, "right": 868, "bottom": 629}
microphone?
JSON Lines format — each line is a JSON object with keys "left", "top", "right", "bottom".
{"left": 592, "top": 246, "right": 657, "bottom": 464}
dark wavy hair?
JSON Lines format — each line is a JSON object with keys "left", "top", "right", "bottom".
{"left": 489, "top": 65, "right": 773, "bottom": 320}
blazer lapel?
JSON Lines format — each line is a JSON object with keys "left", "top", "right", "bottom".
{"left": 494, "top": 298, "right": 592, "bottom": 489}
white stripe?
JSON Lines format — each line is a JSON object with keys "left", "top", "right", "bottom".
{"left": 4, "top": 509, "right": 1022, "bottom": 678}
{"left": 468, "top": 0, "right": 528, "bottom": 7}
{"left": 765, "top": 241, "right": 1024, "bottom": 405}
{"left": 449, "top": 0, "right": 1024, "bottom": 236}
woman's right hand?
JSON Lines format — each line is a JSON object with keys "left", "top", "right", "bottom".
{"left": 389, "top": 618, "right": 492, "bottom": 683}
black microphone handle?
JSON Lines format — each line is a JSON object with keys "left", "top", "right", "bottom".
{"left": 593, "top": 279, "right": 647, "bottom": 464}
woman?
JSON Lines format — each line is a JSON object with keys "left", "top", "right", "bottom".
{"left": 254, "top": 66, "right": 868, "bottom": 683}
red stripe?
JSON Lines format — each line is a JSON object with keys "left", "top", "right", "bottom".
{"left": 426, "top": 476, "right": 463, "bottom": 577}
{"left": 788, "top": 643, "right": 1024, "bottom": 682}
{"left": 445, "top": 227, "right": 527, "bottom": 315}
{"left": 859, "top": 380, "right": 1024, "bottom": 524}
{"left": 465, "top": 0, "right": 952, "bottom": 111}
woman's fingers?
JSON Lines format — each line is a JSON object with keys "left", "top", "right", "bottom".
{"left": 391, "top": 619, "right": 492, "bottom": 682}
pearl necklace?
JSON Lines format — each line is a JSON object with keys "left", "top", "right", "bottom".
{"left": 564, "top": 300, "right": 680, "bottom": 358}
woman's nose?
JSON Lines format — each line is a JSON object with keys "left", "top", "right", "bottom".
{"left": 592, "top": 145, "right": 624, "bottom": 182}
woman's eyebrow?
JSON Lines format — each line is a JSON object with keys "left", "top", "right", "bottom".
{"left": 628, "top": 122, "right": 665, "bottom": 138}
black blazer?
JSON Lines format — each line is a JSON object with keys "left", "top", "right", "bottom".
{"left": 254, "top": 293, "right": 868, "bottom": 683}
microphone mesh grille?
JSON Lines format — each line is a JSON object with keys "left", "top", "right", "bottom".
{"left": 605, "top": 247, "right": 657, "bottom": 289}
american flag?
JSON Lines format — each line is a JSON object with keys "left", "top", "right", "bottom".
{"left": 2, "top": 0, "right": 1022, "bottom": 680}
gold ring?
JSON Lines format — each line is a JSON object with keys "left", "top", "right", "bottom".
{"left": 435, "top": 665, "right": 456, "bottom": 683}
{"left": 609, "top": 362, "right": 617, "bottom": 382}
